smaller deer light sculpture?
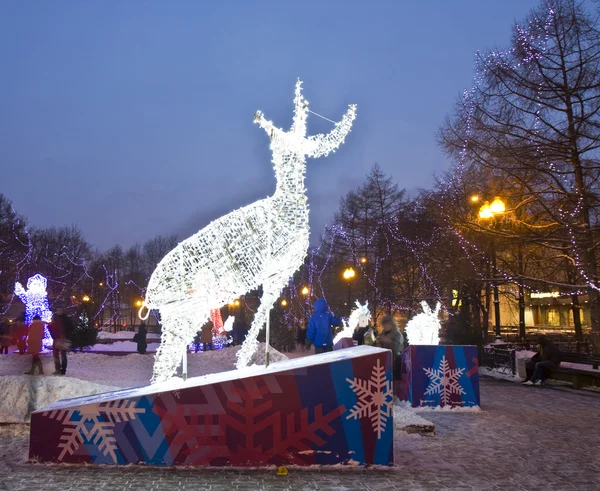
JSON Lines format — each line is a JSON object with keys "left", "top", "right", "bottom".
{"left": 333, "top": 300, "right": 371, "bottom": 345}
{"left": 405, "top": 301, "right": 441, "bottom": 346}
{"left": 143, "top": 79, "right": 356, "bottom": 383}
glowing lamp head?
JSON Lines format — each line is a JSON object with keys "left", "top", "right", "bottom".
{"left": 135, "top": 300, "right": 143, "bottom": 307}
{"left": 470, "top": 195, "right": 480, "bottom": 203}
{"left": 478, "top": 203, "right": 493, "bottom": 220}
{"left": 82, "top": 295, "right": 90, "bottom": 303}
{"left": 343, "top": 268, "right": 356, "bottom": 280}
{"left": 360, "top": 257, "right": 367, "bottom": 264}
{"left": 281, "top": 299, "right": 288, "bottom": 307}
{"left": 301, "top": 286, "right": 309, "bottom": 296}
{"left": 489, "top": 197, "right": 506, "bottom": 214}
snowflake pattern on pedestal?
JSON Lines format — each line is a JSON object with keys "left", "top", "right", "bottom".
{"left": 44, "top": 400, "right": 145, "bottom": 463}
{"left": 423, "top": 355, "right": 465, "bottom": 406}
{"left": 345, "top": 359, "right": 393, "bottom": 439}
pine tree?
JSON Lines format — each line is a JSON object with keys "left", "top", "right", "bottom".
{"left": 71, "top": 307, "right": 98, "bottom": 351}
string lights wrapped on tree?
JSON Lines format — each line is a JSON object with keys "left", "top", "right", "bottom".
{"left": 141, "top": 79, "right": 357, "bottom": 384}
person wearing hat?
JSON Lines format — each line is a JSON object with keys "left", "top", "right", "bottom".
{"left": 374, "top": 315, "right": 404, "bottom": 379}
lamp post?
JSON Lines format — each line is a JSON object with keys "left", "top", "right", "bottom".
{"left": 301, "top": 286, "right": 310, "bottom": 327}
{"left": 478, "top": 197, "right": 505, "bottom": 340}
{"left": 343, "top": 268, "right": 356, "bottom": 316}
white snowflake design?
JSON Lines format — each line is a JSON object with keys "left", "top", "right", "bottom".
{"left": 423, "top": 355, "right": 465, "bottom": 406}
{"left": 346, "top": 359, "right": 394, "bottom": 439}
{"left": 44, "top": 399, "right": 145, "bottom": 462}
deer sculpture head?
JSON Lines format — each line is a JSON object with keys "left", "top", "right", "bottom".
{"left": 253, "top": 79, "right": 357, "bottom": 190}
{"left": 405, "top": 301, "right": 441, "bottom": 346}
{"left": 333, "top": 300, "right": 371, "bottom": 345}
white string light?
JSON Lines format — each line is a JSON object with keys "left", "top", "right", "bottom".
{"left": 144, "top": 79, "right": 357, "bottom": 383}
{"left": 333, "top": 300, "right": 371, "bottom": 345}
{"left": 405, "top": 301, "right": 441, "bottom": 346}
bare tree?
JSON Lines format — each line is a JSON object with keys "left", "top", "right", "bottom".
{"left": 440, "top": 0, "right": 600, "bottom": 339}
{"left": 0, "top": 194, "right": 30, "bottom": 308}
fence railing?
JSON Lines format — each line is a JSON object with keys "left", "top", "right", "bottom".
{"left": 480, "top": 347, "right": 516, "bottom": 375}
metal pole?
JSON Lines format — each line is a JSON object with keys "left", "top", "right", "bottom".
{"left": 347, "top": 281, "right": 351, "bottom": 316}
{"left": 182, "top": 342, "right": 188, "bottom": 381}
{"left": 265, "top": 215, "right": 272, "bottom": 368}
{"left": 491, "top": 238, "right": 501, "bottom": 338}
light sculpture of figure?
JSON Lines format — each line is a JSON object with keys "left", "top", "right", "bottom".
{"left": 142, "top": 79, "right": 357, "bottom": 383}
{"left": 405, "top": 301, "right": 441, "bottom": 346}
{"left": 333, "top": 300, "right": 371, "bottom": 345}
{"left": 15, "top": 274, "right": 53, "bottom": 324}
{"left": 15, "top": 274, "right": 53, "bottom": 349}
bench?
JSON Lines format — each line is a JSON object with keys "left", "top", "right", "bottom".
{"left": 546, "top": 352, "right": 600, "bottom": 389}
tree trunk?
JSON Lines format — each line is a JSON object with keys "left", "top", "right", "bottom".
{"left": 518, "top": 245, "right": 525, "bottom": 340}
{"left": 571, "top": 291, "right": 582, "bottom": 341}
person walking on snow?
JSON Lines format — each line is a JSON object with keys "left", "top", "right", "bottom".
{"left": 49, "top": 311, "right": 68, "bottom": 375}
{"left": 305, "top": 298, "right": 341, "bottom": 354}
{"left": 24, "top": 315, "right": 45, "bottom": 375}
{"left": 133, "top": 323, "right": 148, "bottom": 354}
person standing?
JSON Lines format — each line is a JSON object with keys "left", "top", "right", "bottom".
{"left": 133, "top": 323, "right": 148, "bottom": 354}
{"left": 14, "top": 313, "right": 27, "bottom": 354}
{"left": 201, "top": 321, "right": 214, "bottom": 351}
{"left": 0, "top": 319, "right": 10, "bottom": 354}
{"left": 297, "top": 324, "right": 307, "bottom": 351}
{"left": 24, "top": 315, "right": 45, "bottom": 375}
{"left": 49, "top": 312, "right": 68, "bottom": 375}
{"left": 305, "top": 298, "right": 341, "bottom": 354}
{"left": 374, "top": 315, "right": 404, "bottom": 379}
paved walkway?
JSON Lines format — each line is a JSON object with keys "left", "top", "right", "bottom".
{"left": 1, "top": 378, "right": 599, "bottom": 490}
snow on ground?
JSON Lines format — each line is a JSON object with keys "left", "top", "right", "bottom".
{"left": 0, "top": 344, "right": 288, "bottom": 422}
{"left": 89, "top": 341, "right": 160, "bottom": 353}
{"left": 393, "top": 403, "right": 434, "bottom": 432}
{"left": 0, "top": 375, "right": 116, "bottom": 423}
{"left": 97, "top": 330, "right": 160, "bottom": 341}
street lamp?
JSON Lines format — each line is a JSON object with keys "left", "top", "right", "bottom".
{"left": 82, "top": 295, "right": 90, "bottom": 303}
{"left": 281, "top": 299, "right": 288, "bottom": 307}
{"left": 343, "top": 268, "right": 356, "bottom": 315}
{"left": 135, "top": 300, "right": 143, "bottom": 307}
{"left": 301, "top": 286, "right": 309, "bottom": 296}
{"left": 360, "top": 257, "right": 367, "bottom": 264}
{"left": 477, "top": 197, "right": 505, "bottom": 340}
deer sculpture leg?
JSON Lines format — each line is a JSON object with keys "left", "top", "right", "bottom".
{"left": 152, "top": 310, "right": 208, "bottom": 384}
{"left": 236, "top": 289, "right": 279, "bottom": 370}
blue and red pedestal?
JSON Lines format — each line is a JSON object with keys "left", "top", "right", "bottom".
{"left": 398, "top": 345, "right": 480, "bottom": 408}
{"left": 29, "top": 346, "right": 394, "bottom": 467}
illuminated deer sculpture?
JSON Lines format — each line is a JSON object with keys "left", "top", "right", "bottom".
{"left": 142, "top": 79, "right": 357, "bottom": 383}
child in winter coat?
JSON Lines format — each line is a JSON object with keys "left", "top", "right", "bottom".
{"left": 306, "top": 298, "right": 341, "bottom": 354}
{"left": 24, "top": 315, "right": 45, "bottom": 375}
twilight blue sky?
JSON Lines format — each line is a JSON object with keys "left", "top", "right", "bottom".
{"left": 0, "top": 0, "right": 539, "bottom": 251}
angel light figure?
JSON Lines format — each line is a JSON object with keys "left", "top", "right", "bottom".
{"left": 405, "top": 301, "right": 441, "bottom": 346}
{"left": 141, "top": 79, "right": 357, "bottom": 383}
{"left": 333, "top": 300, "right": 371, "bottom": 345}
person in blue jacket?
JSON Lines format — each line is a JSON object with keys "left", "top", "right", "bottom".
{"left": 305, "top": 298, "right": 341, "bottom": 354}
